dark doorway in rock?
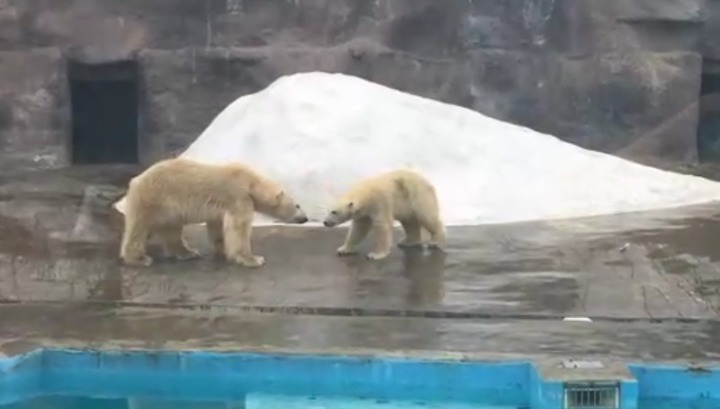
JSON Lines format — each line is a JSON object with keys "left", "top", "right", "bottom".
{"left": 69, "top": 60, "right": 139, "bottom": 164}
{"left": 697, "top": 64, "right": 720, "bottom": 162}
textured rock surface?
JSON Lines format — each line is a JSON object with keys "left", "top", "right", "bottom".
{"left": 0, "top": 0, "right": 717, "bottom": 168}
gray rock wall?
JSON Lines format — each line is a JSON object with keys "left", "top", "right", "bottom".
{"left": 0, "top": 0, "right": 717, "bottom": 169}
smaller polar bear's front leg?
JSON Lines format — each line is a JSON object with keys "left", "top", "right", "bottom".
{"left": 223, "top": 208, "right": 265, "bottom": 268}
{"left": 337, "top": 217, "right": 372, "bottom": 256}
{"left": 367, "top": 213, "right": 394, "bottom": 261}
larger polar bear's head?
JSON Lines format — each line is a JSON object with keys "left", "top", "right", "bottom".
{"left": 255, "top": 188, "right": 309, "bottom": 225}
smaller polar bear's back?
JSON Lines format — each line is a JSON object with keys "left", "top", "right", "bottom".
{"left": 354, "top": 169, "right": 440, "bottom": 221}
{"left": 325, "top": 168, "right": 446, "bottom": 260}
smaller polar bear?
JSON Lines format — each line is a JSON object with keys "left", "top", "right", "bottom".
{"left": 322, "top": 169, "right": 446, "bottom": 260}
{"left": 120, "top": 158, "right": 308, "bottom": 268}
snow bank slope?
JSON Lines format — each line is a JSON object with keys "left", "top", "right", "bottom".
{"left": 115, "top": 72, "right": 720, "bottom": 226}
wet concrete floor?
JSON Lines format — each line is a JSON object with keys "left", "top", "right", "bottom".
{"left": 3, "top": 166, "right": 720, "bottom": 363}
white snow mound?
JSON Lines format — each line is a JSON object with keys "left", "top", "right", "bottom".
{"left": 115, "top": 72, "right": 720, "bottom": 226}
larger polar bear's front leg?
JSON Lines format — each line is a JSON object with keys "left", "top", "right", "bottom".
{"left": 223, "top": 204, "right": 265, "bottom": 268}
{"left": 120, "top": 213, "right": 153, "bottom": 267}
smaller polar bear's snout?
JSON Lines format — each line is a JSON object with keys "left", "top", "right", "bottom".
{"left": 291, "top": 205, "right": 309, "bottom": 224}
{"left": 323, "top": 210, "right": 344, "bottom": 228}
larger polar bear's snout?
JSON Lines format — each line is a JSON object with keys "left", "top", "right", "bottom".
{"left": 293, "top": 214, "right": 309, "bottom": 224}
{"left": 291, "top": 205, "right": 309, "bottom": 224}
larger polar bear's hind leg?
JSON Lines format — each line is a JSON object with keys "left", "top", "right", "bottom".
{"left": 156, "top": 225, "right": 201, "bottom": 261}
{"left": 206, "top": 219, "right": 225, "bottom": 259}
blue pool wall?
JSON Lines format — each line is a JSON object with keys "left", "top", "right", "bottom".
{"left": 629, "top": 363, "right": 720, "bottom": 401}
{"left": 0, "top": 348, "right": 719, "bottom": 408}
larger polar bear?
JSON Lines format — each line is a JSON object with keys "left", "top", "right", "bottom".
{"left": 120, "top": 158, "right": 309, "bottom": 267}
{"left": 322, "top": 169, "right": 446, "bottom": 260}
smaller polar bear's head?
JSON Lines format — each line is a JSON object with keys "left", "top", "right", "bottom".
{"left": 323, "top": 200, "right": 357, "bottom": 227}
{"left": 268, "top": 190, "right": 309, "bottom": 224}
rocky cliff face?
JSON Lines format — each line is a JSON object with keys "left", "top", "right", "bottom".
{"left": 0, "top": 0, "right": 718, "bottom": 169}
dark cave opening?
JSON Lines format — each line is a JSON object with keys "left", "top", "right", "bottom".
{"left": 69, "top": 60, "right": 139, "bottom": 165}
{"left": 697, "top": 66, "right": 720, "bottom": 162}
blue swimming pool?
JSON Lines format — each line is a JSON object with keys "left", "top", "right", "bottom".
{"left": 0, "top": 349, "right": 718, "bottom": 409}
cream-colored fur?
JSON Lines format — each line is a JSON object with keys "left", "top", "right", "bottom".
{"left": 323, "top": 169, "right": 446, "bottom": 260}
{"left": 120, "top": 158, "right": 308, "bottom": 267}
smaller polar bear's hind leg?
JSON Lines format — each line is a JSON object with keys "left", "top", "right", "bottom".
{"left": 419, "top": 214, "right": 446, "bottom": 249}
{"left": 120, "top": 216, "right": 153, "bottom": 267}
{"left": 367, "top": 213, "right": 394, "bottom": 261}
{"left": 156, "top": 225, "right": 201, "bottom": 261}
{"left": 337, "top": 217, "right": 372, "bottom": 256}
{"left": 398, "top": 219, "right": 423, "bottom": 249}
{"left": 206, "top": 219, "right": 225, "bottom": 259}
{"left": 417, "top": 181, "right": 446, "bottom": 249}
{"left": 223, "top": 208, "right": 265, "bottom": 268}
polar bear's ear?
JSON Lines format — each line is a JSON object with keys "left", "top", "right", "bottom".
{"left": 275, "top": 191, "right": 285, "bottom": 202}
{"left": 347, "top": 202, "right": 354, "bottom": 209}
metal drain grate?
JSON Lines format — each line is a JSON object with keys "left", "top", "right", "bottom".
{"left": 564, "top": 382, "right": 619, "bottom": 409}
